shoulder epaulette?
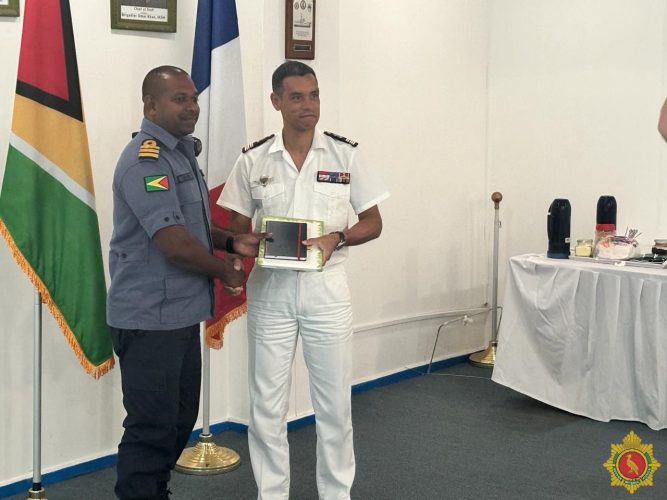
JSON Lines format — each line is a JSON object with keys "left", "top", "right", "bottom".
{"left": 324, "top": 131, "right": 358, "bottom": 147}
{"left": 242, "top": 134, "right": 275, "bottom": 153}
{"left": 138, "top": 139, "right": 160, "bottom": 160}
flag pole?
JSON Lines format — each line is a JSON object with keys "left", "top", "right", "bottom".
{"left": 176, "top": 0, "right": 245, "bottom": 475}
{"left": 27, "top": 290, "right": 46, "bottom": 500}
{"left": 470, "top": 192, "right": 503, "bottom": 367}
{"left": 175, "top": 324, "right": 240, "bottom": 474}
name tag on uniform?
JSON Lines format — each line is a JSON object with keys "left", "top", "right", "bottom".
{"left": 317, "top": 171, "right": 350, "bottom": 184}
{"left": 176, "top": 172, "right": 194, "bottom": 183}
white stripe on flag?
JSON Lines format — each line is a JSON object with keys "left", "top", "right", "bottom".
{"left": 9, "top": 132, "right": 97, "bottom": 211}
{"left": 195, "top": 37, "right": 247, "bottom": 189}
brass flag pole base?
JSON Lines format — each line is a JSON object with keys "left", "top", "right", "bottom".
{"left": 27, "top": 487, "right": 47, "bottom": 499}
{"left": 175, "top": 433, "right": 241, "bottom": 475}
{"left": 469, "top": 341, "right": 497, "bottom": 367}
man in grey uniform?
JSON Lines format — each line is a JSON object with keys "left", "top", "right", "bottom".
{"left": 107, "top": 65, "right": 259, "bottom": 500}
{"left": 219, "top": 61, "right": 390, "bottom": 499}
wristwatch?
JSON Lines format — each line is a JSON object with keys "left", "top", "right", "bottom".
{"left": 225, "top": 235, "right": 235, "bottom": 254}
{"left": 332, "top": 231, "right": 346, "bottom": 251}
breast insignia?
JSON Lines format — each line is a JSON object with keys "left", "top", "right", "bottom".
{"left": 138, "top": 139, "right": 160, "bottom": 160}
{"left": 242, "top": 134, "right": 275, "bottom": 153}
{"left": 324, "top": 131, "right": 358, "bottom": 147}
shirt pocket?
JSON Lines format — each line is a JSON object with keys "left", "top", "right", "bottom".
{"left": 313, "top": 182, "right": 350, "bottom": 228}
{"left": 251, "top": 182, "right": 286, "bottom": 215}
{"left": 117, "top": 247, "right": 148, "bottom": 264}
{"left": 111, "top": 247, "right": 150, "bottom": 308}
{"left": 176, "top": 174, "right": 203, "bottom": 206}
{"left": 160, "top": 275, "right": 209, "bottom": 324}
{"left": 175, "top": 168, "right": 205, "bottom": 224}
{"left": 181, "top": 200, "right": 204, "bottom": 224}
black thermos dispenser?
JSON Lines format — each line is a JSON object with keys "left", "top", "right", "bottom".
{"left": 596, "top": 195, "right": 617, "bottom": 226}
{"left": 547, "top": 198, "right": 571, "bottom": 259}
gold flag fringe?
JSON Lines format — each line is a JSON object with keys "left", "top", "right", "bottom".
{"left": 205, "top": 302, "right": 247, "bottom": 349}
{"left": 0, "top": 219, "right": 115, "bottom": 379}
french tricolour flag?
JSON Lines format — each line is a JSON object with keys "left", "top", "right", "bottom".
{"left": 191, "top": 0, "right": 249, "bottom": 348}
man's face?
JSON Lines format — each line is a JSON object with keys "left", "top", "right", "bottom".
{"left": 271, "top": 74, "right": 320, "bottom": 133}
{"left": 145, "top": 73, "right": 199, "bottom": 137}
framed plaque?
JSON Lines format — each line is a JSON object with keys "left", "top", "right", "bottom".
{"left": 257, "top": 215, "right": 324, "bottom": 271}
{"left": 285, "top": 0, "right": 315, "bottom": 60}
{"left": 110, "top": 0, "right": 177, "bottom": 33}
{"left": 0, "top": 0, "right": 20, "bottom": 17}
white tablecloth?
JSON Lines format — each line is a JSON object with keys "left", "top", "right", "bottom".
{"left": 492, "top": 253, "right": 667, "bottom": 430}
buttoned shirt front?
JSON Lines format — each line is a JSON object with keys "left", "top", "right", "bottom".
{"left": 219, "top": 129, "right": 389, "bottom": 267}
{"left": 107, "top": 118, "right": 213, "bottom": 329}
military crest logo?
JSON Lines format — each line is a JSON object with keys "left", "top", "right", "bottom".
{"left": 603, "top": 431, "right": 661, "bottom": 494}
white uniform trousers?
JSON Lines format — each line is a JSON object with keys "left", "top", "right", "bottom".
{"left": 246, "top": 264, "right": 355, "bottom": 500}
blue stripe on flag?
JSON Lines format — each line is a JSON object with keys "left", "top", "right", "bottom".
{"left": 192, "top": 0, "right": 240, "bottom": 93}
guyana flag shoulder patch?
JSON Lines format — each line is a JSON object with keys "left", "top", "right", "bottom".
{"left": 144, "top": 175, "right": 169, "bottom": 192}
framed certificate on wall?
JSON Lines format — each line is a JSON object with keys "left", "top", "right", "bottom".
{"left": 285, "top": 0, "right": 315, "bottom": 60}
{"left": 0, "top": 0, "right": 20, "bottom": 17}
{"left": 110, "top": 0, "right": 177, "bottom": 33}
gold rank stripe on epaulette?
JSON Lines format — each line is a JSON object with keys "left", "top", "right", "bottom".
{"left": 138, "top": 139, "right": 160, "bottom": 159}
{"left": 324, "top": 131, "right": 358, "bottom": 147}
{"left": 242, "top": 134, "right": 275, "bottom": 153}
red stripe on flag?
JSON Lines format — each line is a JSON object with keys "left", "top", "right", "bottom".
{"left": 205, "top": 183, "right": 254, "bottom": 348}
{"left": 17, "top": 0, "right": 69, "bottom": 101}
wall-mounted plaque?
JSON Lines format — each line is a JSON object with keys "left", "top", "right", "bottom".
{"left": 110, "top": 0, "right": 177, "bottom": 33}
{"left": 0, "top": 0, "right": 20, "bottom": 17}
{"left": 285, "top": 0, "right": 315, "bottom": 60}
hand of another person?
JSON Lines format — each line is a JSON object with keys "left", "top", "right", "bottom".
{"left": 219, "top": 254, "right": 246, "bottom": 289}
{"left": 302, "top": 233, "right": 340, "bottom": 265}
{"left": 223, "top": 284, "right": 244, "bottom": 296}
{"left": 231, "top": 232, "right": 272, "bottom": 257}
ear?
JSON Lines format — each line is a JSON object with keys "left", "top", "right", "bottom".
{"left": 270, "top": 92, "right": 281, "bottom": 111}
{"left": 143, "top": 95, "right": 156, "bottom": 116}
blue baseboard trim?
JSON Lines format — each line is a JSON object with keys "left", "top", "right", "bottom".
{"left": 0, "top": 454, "right": 117, "bottom": 498}
{"left": 351, "top": 355, "right": 468, "bottom": 394}
{"left": 0, "top": 355, "right": 468, "bottom": 498}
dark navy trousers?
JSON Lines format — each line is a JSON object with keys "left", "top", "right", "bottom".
{"left": 111, "top": 325, "right": 201, "bottom": 500}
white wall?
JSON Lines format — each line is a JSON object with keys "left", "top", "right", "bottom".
{"left": 0, "top": 0, "right": 492, "bottom": 485}
{"left": 488, "top": 0, "right": 667, "bottom": 285}
{"left": 7, "top": 0, "right": 665, "bottom": 488}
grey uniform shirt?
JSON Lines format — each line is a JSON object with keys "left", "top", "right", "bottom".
{"left": 107, "top": 118, "right": 213, "bottom": 330}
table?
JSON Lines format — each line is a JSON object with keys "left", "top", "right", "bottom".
{"left": 491, "top": 253, "right": 667, "bottom": 430}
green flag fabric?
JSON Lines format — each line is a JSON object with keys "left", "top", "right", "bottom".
{"left": 0, "top": 0, "right": 114, "bottom": 378}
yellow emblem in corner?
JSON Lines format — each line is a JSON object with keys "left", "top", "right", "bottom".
{"left": 603, "top": 431, "right": 661, "bottom": 494}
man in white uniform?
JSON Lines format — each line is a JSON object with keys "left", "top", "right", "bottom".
{"left": 219, "top": 60, "right": 389, "bottom": 500}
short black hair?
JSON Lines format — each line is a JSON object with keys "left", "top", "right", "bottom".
{"left": 271, "top": 60, "right": 317, "bottom": 93}
{"left": 142, "top": 65, "right": 189, "bottom": 98}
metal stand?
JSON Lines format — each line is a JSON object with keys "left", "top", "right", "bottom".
{"left": 427, "top": 309, "right": 491, "bottom": 374}
{"left": 27, "top": 290, "right": 47, "bottom": 500}
{"left": 175, "top": 329, "right": 240, "bottom": 475}
{"left": 470, "top": 192, "right": 503, "bottom": 368}
{"left": 175, "top": 432, "right": 240, "bottom": 475}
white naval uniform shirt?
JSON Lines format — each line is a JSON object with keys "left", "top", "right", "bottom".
{"left": 219, "top": 128, "right": 389, "bottom": 267}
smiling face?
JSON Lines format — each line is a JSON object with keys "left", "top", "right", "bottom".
{"left": 270, "top": 74, "right": 320, "bottom": 133}
{"left": 144, "top": 72, "right": 199, "bottom": 138}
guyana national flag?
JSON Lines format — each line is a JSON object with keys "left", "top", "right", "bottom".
{"left": 0, "top": 0, "right": 114, "bottom": 378}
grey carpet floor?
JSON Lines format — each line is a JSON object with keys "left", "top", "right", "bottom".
{"left": 5, "top": 363, "right": 667, "bottom": 499}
